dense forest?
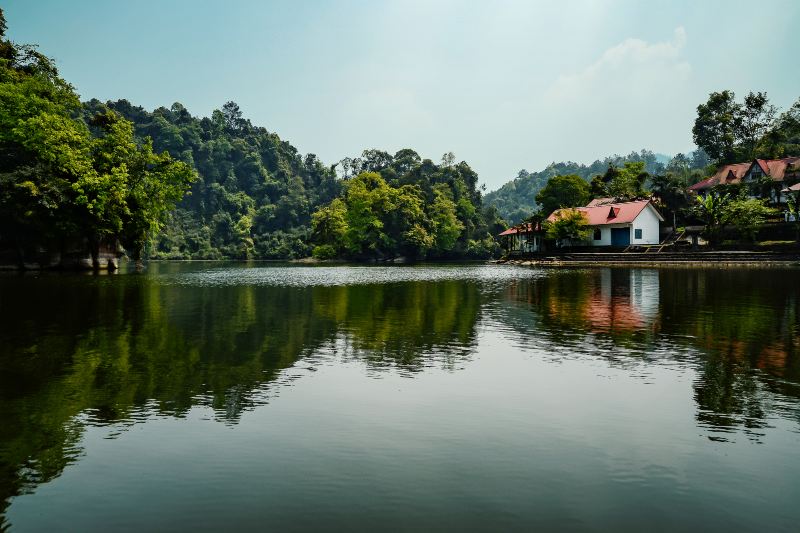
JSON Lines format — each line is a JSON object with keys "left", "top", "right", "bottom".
{"left": 0, "top": 6, "right": 504, "bottom": 264}
{"left": 0, "top": 10, "right": 194, "bottom": 267}
{"left": 89, "top": 99, "right": 504, "bottom": 260}
{"left": 483, "top": 150, "right": 709, "bottom": 224}
{"left": 85, "top": 98, "right": 341, "bottom": 260}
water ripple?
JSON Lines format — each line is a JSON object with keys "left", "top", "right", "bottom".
{"left": 164, "top": 264, "right": 545, "bottom": 287}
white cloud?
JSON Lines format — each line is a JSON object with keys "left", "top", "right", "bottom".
{"left": 525, "top": 27, "right": 694, "bottom": 166}
{"left": 546, "top": 27, "right": 690, "bottom": 102}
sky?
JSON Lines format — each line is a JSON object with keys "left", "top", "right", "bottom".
{"left": 4, "top": 0, "right": 800, "bottom": 190}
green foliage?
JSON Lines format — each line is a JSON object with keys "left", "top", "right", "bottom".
{"left": 691, "top": 190, "right": 773, "bottom": 245}
{"left": 534, "top": 174, "right": 590, "bottom": 215}
{"left": 651, "top": 170, "right": 690, "bottom": 226}
{"left": 601, "top": 161, "right": 650, "bottom": 201}
{"left": 311, "top": 159, "right": 496, "bottom": 260}
{"left": 0, "top": 13, "right": 193, "bottom": 265}
{"left": 727, "top": 197, "right": 775, "bottom": 242}
{"left": 485, "top": 150, "right": 666, "bottom": 224}
{"left": 544, "top": 209, "right": 591, "bottom": 242}
{"left": 312, "top": 244, "right": 337, "bottom": 260}
{"left": 692, "top": 190, "right": 732, "bottom": 246}
{"left": 693, "top": 90, "right": 778, "bottom": 164}
{"left": 93, "top": 98, "right": 340, "bottom": 260}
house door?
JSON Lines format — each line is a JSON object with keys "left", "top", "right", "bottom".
{"left": 611, "top": 227, "right": 630, "bottom": 246}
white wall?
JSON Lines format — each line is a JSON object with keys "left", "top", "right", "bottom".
{"left": 586, "top": 224, "right": 637, "bottom": 246}
{"left": 567, "top": 204, "right": 662, "bottom": 247}
{"left": 630, "top": 205, "right": 662, "bottom": 245}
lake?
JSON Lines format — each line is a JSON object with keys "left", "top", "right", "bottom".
{"left": 1, "top": 263, "right": 799, "bottom": 531}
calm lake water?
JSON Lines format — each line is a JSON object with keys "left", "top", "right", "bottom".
{"left": 1, "top": 263, "right": 800, "bottom": 531}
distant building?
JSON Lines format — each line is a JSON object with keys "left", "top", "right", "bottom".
{"left": 547, "top": 198, "right": 664, "bottom": 247}
{"left": 499, "top": 222, "right": 543, "bottom": 255}
{"left": 688, "top": 157, "right": 800, "bottom": 202}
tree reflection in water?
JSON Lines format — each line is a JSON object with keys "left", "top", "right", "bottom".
{"left": 2, "top": 265, "right": 800, "bottom": 526}
{"left": 0, "top": 271, "right": 483, "bottom": 525}
{"left": 500, "top": 267, "right": 800, "bottom": 441}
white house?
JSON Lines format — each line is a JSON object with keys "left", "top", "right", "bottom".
{"left": 547, "top": 198, "right": 663, "bottom": 247}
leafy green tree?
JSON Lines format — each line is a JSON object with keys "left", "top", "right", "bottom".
{"left": 693, "top": 90, "right": 740, "bottom": 164}
{"left": 429, "top": 184, "right": 464, "bottom": 252}
{"left": 544, "top": 209, "right": 591, "bottom": 243}
{"left": 535, "top": 174, "right": 590, "bottom": 215}
{"left": 693, "top": 90, "right": 778, "bottom": 164}
{"left": 0, "top": 13, "right": 193, "bottom": 267}
{"left": 311, "top": 197, "right": 348, "bottom": 254}
{"left": 727, "top": 197, "right": 774, "bottom": 242}
{"left": 651, "top": 172, "right": 688, "bottom": 228}
{"left": 691, "top": 190, "right": 733, "bottom": 246}
{"left": 603, "top": 162, "right": 649, "bottom": 201}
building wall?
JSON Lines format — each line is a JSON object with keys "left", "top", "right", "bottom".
{"left": 581, "top": 205, "right": 661, "bottom": 247}
{"left": 586, "top": 224, "right": 635, "bottom": 246}
{"left": 630, "top": 205, "right": 661, "bottom": 245}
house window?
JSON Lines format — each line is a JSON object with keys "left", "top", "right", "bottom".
{"left": 634, "top": 228, "right": 642, "bottom": 239}
{"left": 593, "top": 228, "right": 601, "bottom": 240}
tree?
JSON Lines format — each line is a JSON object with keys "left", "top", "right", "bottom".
{"left": 693, "top": 90, "right": 778, "bottom": 164}
{"left": 429, "top": 184, "right": 463, "bottom": 252}
{"left": 688, "top": 190, "right": 771, "bottom": 246}
{"left": 535, "top": 174, "right": 591, "bottom": 215}
{"left": 736, "top": 92, "right": 777, "bottom": 159}
{"left": 726, "top": 197, "right": 774, "bottom": 243}
{"left": 693, "top": 90, "right": 739, "bottom": 164}
{"left": 311, "top": 197, "right": 348, "bottom": 253}
{"left": 691, "top": 190, "right": 732, "bottom": 247}
{"left": 0, "top": 12, "right": 195, "bottom": 267}
{"left": 602, "top": 162, "right": 649, "bottom": 201}
{"left": 544, "top": 209, "right": 591, "bottom": 243}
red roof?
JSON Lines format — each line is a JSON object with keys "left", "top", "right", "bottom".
{"left": 689, "top": 156, "right": 800, "bottom": 191}
{"left": 546, "top": 199, "right": 661, "bottom": 226}
{"left": 498, "top": 222, "right": 542, "bottom": 236}
{"left": 782, "top": 183, "right": 800, "bottom": 193}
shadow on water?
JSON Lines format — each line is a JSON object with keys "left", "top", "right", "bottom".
{"left": 2, "top": 263, "right": 800, "bottom": 528}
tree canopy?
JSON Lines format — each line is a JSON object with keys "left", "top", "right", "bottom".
{"left": 310, "top": 153, "right": 503, "bottom": 260}
{"left": 692, "top": 90, "right": 800, "bottom": 164}
{"left": 534, "top": 174, "right": 591, "bottom": 215}
{"left": 0, "top": 9, "right": 194, "bottom": 266}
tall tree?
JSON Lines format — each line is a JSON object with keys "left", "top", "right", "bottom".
{"left": 535, "top": 174, "right": 591, "bottom": 215}
{"left": 693, "top": 90, "right": 739, "bottom": 164}
{"left": 693, "top": 90, "right": 778, "bottom": 164}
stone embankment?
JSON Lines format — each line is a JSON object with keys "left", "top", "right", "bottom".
{"left": 497, "top": 251, "right": 800, "bottom": 267}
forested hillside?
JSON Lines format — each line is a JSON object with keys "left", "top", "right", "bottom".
{"left": 485, "top": 150, "right": 706, "bottom": 223}
{"left": 82, "top": 99, "right": 338, "bottom": 259}
{"left": 89, "top": 99, "right": 503, "bottom": 259}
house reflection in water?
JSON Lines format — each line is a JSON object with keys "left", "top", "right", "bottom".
{"left": 512, "top": 268, "right": 661, "bottom": 335}
{"left": 583, "top": 269, "right": 659, "bottom": 333}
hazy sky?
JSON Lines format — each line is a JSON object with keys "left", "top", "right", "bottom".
{"left": 5, "top": 0, "right": 800, "bottom": 189}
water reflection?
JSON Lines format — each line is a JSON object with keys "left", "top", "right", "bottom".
{"left": 499, "top": 267, "right": 800, "bottom": 440}
{"left": 0, "top": 268, "right": 487, "bottom": 525}
{"left": 2, "top": 264, "right": 800, "bottom": 528}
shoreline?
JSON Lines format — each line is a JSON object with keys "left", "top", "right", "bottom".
{"left": 497, "top": 251, "right": 800, "bottom": 268}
